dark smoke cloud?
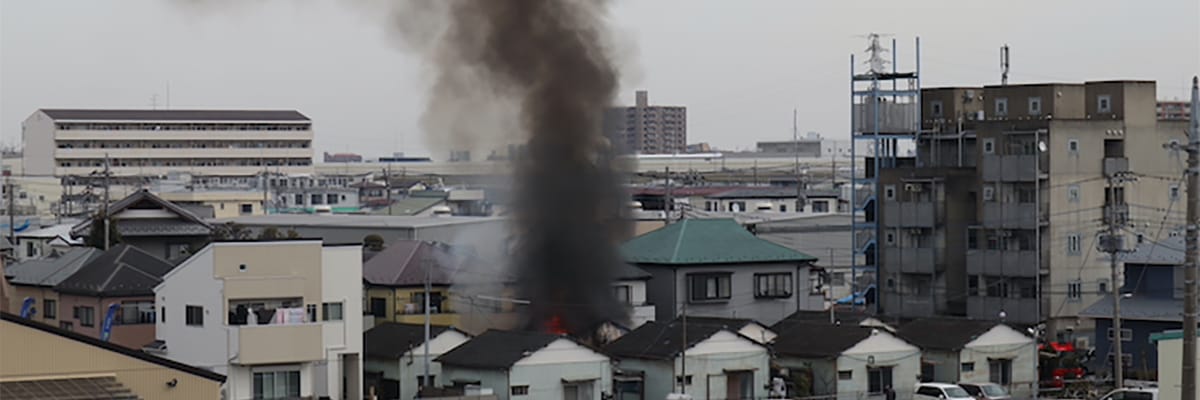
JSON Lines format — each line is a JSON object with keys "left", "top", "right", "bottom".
{"left": 396, "top": 0, "right": 630, "bottom": 334}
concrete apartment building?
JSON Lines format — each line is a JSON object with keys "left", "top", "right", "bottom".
{"left": 604, "top": 90, "right": 687, "bottom": 154}
{"left": 152, "top": 240, "right": 363, "bottom": 400}
{"left": 22, "top": 109, "right": 314, "bottom": 177}
{"left": 876, "top": 81, "right": 1187, "bottom": 336}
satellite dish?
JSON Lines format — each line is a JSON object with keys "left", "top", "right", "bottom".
{"left": 1037, "top": 141, "right": 1048, "bottom": 152}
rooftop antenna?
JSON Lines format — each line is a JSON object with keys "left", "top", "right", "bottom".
{"left": 1001, "top": 44, "right": 1010, "bottom": 86}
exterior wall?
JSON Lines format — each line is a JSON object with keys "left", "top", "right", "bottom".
{"left": 320, "top": 245, "right": 365, "bottom": 400}
{"left": 921, "top": 350, "right": 959, "bottom": 383}
{"left": 7, "top": 285, "right": 59, "bottom": 326}
{"left": 668, "top": 263, "right": 823, "bottom": 326}
{"left": 706, "top": 196, "right": 840, "bottom": 214}
{"left": 777, "top": 357, "right": 837, "bottom": 397}
{"left": 440, "top": 368, "right": 508, "bottom": 400}
{"left": 366, "top": 285, "right": 460, "bottom": 327}
{"left": 53, "top": 292, "right": 156, "bottom": 349}
{"left": 1156, "top": 336, "right": 1200, "bottom": 400}
{"left": 672, "top": 331, "right": 770, "bottom": 400}
{"left": 960, "top": 325, "right": 1038, "bottom": 398}
{"left": 615, "top": 279, "right": 654, "bottom": 327}
{"left": 159, "top": 191, "right": 265, "bottom": 218}
{"left": 836, "top": 332, "right": 922, "bottom": 400}
{"left": 21, "top": 111, "right": 56, "bottom": 176}
{"left": 387, "top": 330, "right": 472, "bottom": 400}
{"left": 604, "top": 91, "right": 687, "bottom": 154}
{"left": 154, "top": 247, "right": 228, "bottom": 374}
{"left": 227, "top": 363, "right": 316, "bottom": 400}
{"left": 1092, "top": 318, "right": 1178, "bottom": 379}
{"left": 613, "top": 358, "right": 673, "bottom": 400}
{"left": 0, "top": 319, "right": 224, "bottom": 400}
{"left": 510, "top": 339, "right": 612, "bottom": 400}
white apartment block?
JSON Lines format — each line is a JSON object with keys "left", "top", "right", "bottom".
{"left": 152, "top": 240, "right": 363, "bottom": 400}
{"left": 22, "top": 109, "right": 314, "bottom": 177}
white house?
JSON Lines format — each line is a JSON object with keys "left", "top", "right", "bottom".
{"left": 897, "top": 318, "right": 1037, "bottom": 398}
{"left": 613, "top": 263, "right": 655, "bottom": 328}
{"left": 774, "top": 324, "right": 921, "bottom": 399}
{"left": 152, "top": 240, "right": 363, "bottom": 400}
{"left": 363, "top": 322, "right": 471, "bottom": 400}
{"left": 604, "top": 319, "right": 771, "bottom": 400}
{"left": 13, "top": 224, "right": 80, "bottom": 261}
{"left": 435, "top": 330, "right": 611, "bottom": 400}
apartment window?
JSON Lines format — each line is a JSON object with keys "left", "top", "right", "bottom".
{"left": 511, "top": 386, "right": 530, "bottom": 396}
{"left": 1028, "top": 97, "right": 1042, "bottom": 116}
{"left": 930, "top": 101, "right": 944, "bottom": 118}
{"left": 988, "top": 359, "right": 1013, "bottom": 386}
{"left": 185, "top": 305, "right": 204, "bottom": 326}
{"left": 119, "top": 301, "right": 155, "bottom": 325}
{"left": 1068, "top": 280, "right": 1082, "bottom": 301}
{"left": 1066, "top": 233, "right": 1082, "bottom": 255}
{"left": 60, "top": 321, "right": 73, "bottom": 331}
{"left": 812, "top": 201, "right": 829, "bottom": 213}
{"left": 968, "top": 275, "right": 980, "bottom": 296}
{"left": 253, "top": 370, "right": 301, "bottom": 399}
{"left": 311, "top": 194, "right": 323, "bottom": 205}
{"left": 986, "top": 277, "right": 1008, "bottom": 298}
{"left": 1171, "top": 184, "right": 1181, "bottom": 201}
{"left": 306, "top": 304, "right": 317, "bottom": 322}
{"left": 867, "top": 366, "right": 894, "bottom": 395}
{"left": 613, "top": 285, "right": 632, "bottom": 305}
{"left": 689, "top": 273, "right": 732, "bottom": 302}
{"left": 411, "top": 292, "right": 445, "bottom": 314}
{"left": 884, "top": 185, "right": 896, "bottom": 201}
{"left": 1068, "top": 185, "right": 1080, "bottom": 203}
{"left": 754, "top": 273, "right": 793, "bottom": 298}
{"left": 995, "top": 98, "right": 1009, "bottom": 116}
{"left": 369, "top": 298, "right": 387, "bottom": 318}
{"left": 321, "top": 302, "right": 344, "bottom": 321}
{"left": 294, "top": 194, "right": 304, "bottom": 205}
{"left": 327, "top": 193, "right": 339, "bottom": 205}
{"left": 73, "top": 306, "right": 95, "bottom": 327}
{"left": 961, "top": 362, "right": 975, "bottom": 373}
{"left": 43, "top": 299, "right": 57, "bottom": 320}
{"left": 1098, "top": 95, "right": 1112, "bottom": 113}
{"left": 1107, "top": 328, "right": 1133, "bottom": 342}
{"left": 982, "top": 186, "right": 995, "bottom": 202}
{"left": 1098, "top": 279, "right": 1109, "bottom": 295}
{"left": 240, "top": 203, "right": 253, "bottom": 215}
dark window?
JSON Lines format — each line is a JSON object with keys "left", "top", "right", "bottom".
{"left": 322, "top": 302, "right": 344, "bottom": 321}
{"left": 961, "top": 362, "right": 975, "bottom": 373}
{"left": 253, "top": 370, "right": 300, "bottom": 399}
{"left": 986, "top": 276, "right": 1009, "bottom": 298}
{"left": 75, "top": 306, "right": 95, "bottom": 327}
{"left": 185, "top": 305, "right": 203, "bottom": 326}
{"left": 240, "top": 203, "right": 253, "bottom": 215}
{"left": 60, "top": 321, "right": 73, "bottom": 331}
{"left": 511, "top": 386, "right": 529, "bottom": 396}
{"left": 812, "top": 201, "right": 829, "bottom": 213}
{"left": 119, "top": 301, "right": 155, "bottom": 325}
{"left": 43, "top": 299, "right": 57, "bottom": 320}
{"left": 311, "top": 194, "right": 323, "bottom": 205}
{"left": 988, "top": 359, "right": 1013, "bottom": 385}
{"left": 754, "top": 273, "right": 793, "bottom": 298}
{"left": 410, "top": 292, "right": 445, "bottom": 313}
{"left": 161, "top": 306, "right": 166, "bottom": 323}
{"left": 613, "top": 285, "right": 632, "bottom": 305}
{"left": 968, "top": 275, "right": 980, "bottom": 296}
{"left": 327, "top": 194, "right": 339, "bottom": 205}
{"left": 689, "top": 273, "right": 731, "bottom": 302}
{"left": 294, "top": 194, "right": 304, "bottom": 205}
{"left": 867, "top": 366, "right": 893, "bottom": 394}
{"left": 837, "top": 370, "right": 852, "bottom": 380}
{"left": 306, "top": 304, "right": 317, "bottom": 322}
{"left": 370, "top": 298, "right": 387, "bottom": 318}
{"left": 417, "top": 375, "right": 436, "bottom": 387}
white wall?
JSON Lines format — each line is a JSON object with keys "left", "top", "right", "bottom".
{"left": 673, "top": 330, "right": 770, "bottom": 400}
{"left": 154, "top": 247, "right": 227, "bottom": 375}
{"left": 1157, "top": 336, "right": 1199, "bottom": 400}
{"left": 320, "top": 245, "right": 364, "bottom": 400}
{"left": 510, "top": 339, "right": 611, "bottom": 400}
{"left": 961, "top": 325, "right": 1037, "bottom": 398}
{"left": 617, "top": 279, "right": 655, "bottom": 327}
{"left": 738, "top": 323, "right": 777, "bottom": 344}
{"left": 397, "top": 330, "right": 471, "bottom": 400}
{"left": 836, "top": 331, "right": 922, "bottom": 400}
{"left": 21, "top": 111, "right": 55, "bottom": 176}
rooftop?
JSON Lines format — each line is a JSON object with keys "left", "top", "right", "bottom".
{"left": 40, "top": 109, "right": 310, "bottom": 122}
{"left": 362, "top": 240, "right": 493, "bottom": 287}
{"left": 1079, "top": 294, "right": 1183, "bottom": 322}
{"left": 210, "top": 214, "right": 505, "bottom": 229}
{"left": 895, "top": 318, "right": 1005, "bottom": 351}
{"left": 4, "top": 247, "right": 102, "bottom": 287}
{"left": 435, "top": 330, "right": 570, "bottom": 369}
{"left": 364, "top": 322, "right": 459, "bottom": 359}
{"left": 54, "top": 244, "right": 176, "bottom": 297}
{"left": 621, "top": 218, "right": 817, "bottom": 265}
{"left": 603, "top": 320, "right": 728, "bottom": 361}
{"left": 772, "top": 324, "right": 878, "bottom": 358}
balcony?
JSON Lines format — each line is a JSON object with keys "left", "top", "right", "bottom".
{"left": 966, "top": 250, "right": 1039, "bottom": 277}
{"left": 884, "top": 248, "right": 938, "bottom": 273}
{"left": 56, "top": 147, "right": 312, "bottom": 160}
{"left": 1104, "top": 157, "right": 1129, "bottom": 178}
{"left": 852, "top": 102, "right": 919, "bottom": 134}
{"left": 981, "top": 155, "right": 1042, "bottom": 182}
{"left": 981, "top": 203, "right": 1043, "bottom": 228}
{"left": 230, "top": 323, "right": 323, "bottom": 365}
{"left": 56, "top": 129, "right": 313, "bottom": 141}
{"left": 56, "top": 165, "right": 314, "bottom": 177}
{"left": 882, "top": 202, "right": 935, "bottom": 227}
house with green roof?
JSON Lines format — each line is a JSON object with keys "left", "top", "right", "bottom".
{"left": 620, "top": 218, "right": 821, "bottom": 326}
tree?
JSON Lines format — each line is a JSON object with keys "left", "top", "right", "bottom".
{"left": 258, "top": 227, "right": 282, "bottom": 240}
{"left": 285, "top": 229, "right": 301, "bottom": 239}
{"left": 363, "top": 234, "right": 385, "bottom": 251}
{"left": 212, "top": 222, "right": 253, "bottom": 241}
{"left": 84, "top": 215, "right": 121, "bottom": 249}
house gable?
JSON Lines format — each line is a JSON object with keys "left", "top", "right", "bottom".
{"left": 687, "top": 330, "right": 765, "bottom": 356}
{"left": 514, "top": 338, "right": 608, "bottom": 366}
{"left": 738, "top": 323, "right": 777, "bottom": 344}
{"left": 842, "top": 330, "right": 918, "bottom": 356}
{"left": 964, "top": 324, "right": 1033, "bottom": 348}
{"left": 404, "top": 330, "right": 471, "bottom": 359}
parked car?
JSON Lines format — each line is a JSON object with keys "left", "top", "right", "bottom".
{"left": 915, "top": 383, "right": 975, "bottom": 400}
{"left": 957, "top": 382, "right": 1011, "bottom": 400}
{"left": 1096, "top": 387, "right": 1158, "bottom": 400}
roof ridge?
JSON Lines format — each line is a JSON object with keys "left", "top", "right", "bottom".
{"left": 94, "top": 246, "right": 133, "bottom": 292}
{"left": 670, "top": 220, "right": 689, "bottom": 263}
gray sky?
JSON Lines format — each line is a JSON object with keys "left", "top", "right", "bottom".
{"left": 2, "top": 0, "right": 1197, "bottom": 158}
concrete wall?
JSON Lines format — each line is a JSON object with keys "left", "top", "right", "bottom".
{"left": 7, "top": 285, "right": 59, "bottom": 327}
{"left": 836, "top": 331, "right": 922, "bottom": 400}
{"left": 1156, "top": 335, "right": 1200, "bottom": 400}
{"left": 387, "top": 330, "right": 472, "bottom": 400}
{"left": 613, "top": 358, "right": 673, "bottom": 400}
{"left": 21, "top": 111, "right": 55, "bottom": 176}
{"left": 320, "top": 245, "right": 365, "bottom": 400}
{"left": 154, "top": 247, "right": 228, "bottom": 375}
{"left": 54, "top": 292, "right": 156, "bottom": 350}
{"left": 670, "top": 263, "right": 822, "bottom": 326}
{"left": 440, "top": 368, "right": 508, "bottom": 400}
{"left": 672, "top": 330, "right": 769, "bottom": 400}
{"left": 959, "top": 325, "right": 1038, "bottom": 399}
{"left": 510, "top": 339, "right": 611, "bottom": 400}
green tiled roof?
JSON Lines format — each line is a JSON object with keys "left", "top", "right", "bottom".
{"left": 621, "top": 218, "right": 817, "bottom": 265}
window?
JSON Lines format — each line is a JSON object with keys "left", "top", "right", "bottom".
{"left": 995, "top": 98, "right": 1009, "bottom": 116}
{"left": 961, "top": 362, "right": 975, "bottom": 373}
{"left": 1028, "top": 97, "right": 1042, "bottom": 116}
{"left": 321, "top": 302, "right": 344, "bottom": 321}
{"left": 75, "top": 306, "right": 95, "bottom": 327}
{"left": 161, "top": 307, "right": 166, "bottom": 323}
{"left": 410, "top": 292, "right": 445, "bottom": 313}
{"left": 26, "top": 241, "right": 36, "bottom": 258}
{"left": 983, "top": 138, "right": 995, "bottom": 154}
{"left": 185, "top": 305, "right": 204, "bottom": 326}
{"left": 968, "top": 275, "right": 980, "bottom": 296}
{"left": 837, "top": 370, "right": 852, "bottom": 380}
{"left": 988, "top": 359, "right": 1013, "bottom": 385}
{"left": 327, "top": 194, "right": 339, "bottom": 205}
{"left": 983, "top": 186, "right": 995, "bottom": 202}
{"left": 729, "top": 201, "right": 746, "bottom": 212}
{"left": 306, "top": 304, "right": 317, "bottom": 322}
{"left": 867, "top": 366, "right": 893, "bottom": 394}
{"left": 119, "top": 301, "right": 155, "bottom": 325}
{"left": 1068, "top": 139, "right": 1079, "bottom": 153}
{"left": 1098, "top": 95, "right": 1112, "bottom": 113}
{"left": 1098, "top": 279, "right": 1109, "bottom": 295}
{"left": 675, "top": 375, "right": 693, "bottom": 386}
{"left": 1068, "top": 280, "right": 1082, "bottom": 301}
{"left": 1067, "top": 233, "right": 1082, "bottom": 255}
{"left": 60, "top": 321, "right": 73, "bottom": 331}
{"left": 294, "top": 194, "right": 304, "bottom": 205}
{"left": 240, "top": 204, "right": 253, "bottom": 215}
{"left": 779, "top": 204, "right": 787, "bottom": 213}
{"left": 311, "top": 194, "right": 323, "bottom": 205}
{"left": 613, "top": 285, "right": 632, "bottom": 305}
{"left": 812, "top": 201, "right": 829, "bottom": 213}
{"left": 43, "top": 299, "right": 57, "bottom": 320}
{"left": 1107, "top": 328, "right": 1133, "bottom": 342}
{"left": 884, "top": 185, "right": 896, "bottom": 201}
{"left": 1068, "top": 185, "right": 1080, "bottom": 203}
{"left": 1171, "top": 184, "right": 1181, "bottom": 201}
{"left": 253, "top": 370, "right": 300, "bottom": 399}
{"left": 986, "top": 276, "right": 1009, "bottom": 298}
{"left": 885, "top": 231, "right": 896, "bottom": 246}
{"left": 689, "top": 273, "right": 732, "bottom": 302}
{"left": 930, "top": 100, "right": 944, "bottom": 118}
{"left": 417, "top": 375, "right": 436, "bottom": 387}
{"left": 370, "top": 297, "right": 387, "bottom": 318}
{"left": 754, "top": 273, "right": 793, "bottom": 298}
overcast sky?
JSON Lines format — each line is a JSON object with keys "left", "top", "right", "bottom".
{"left": 2, "top": 0, "right": 1197, "bottom": 158}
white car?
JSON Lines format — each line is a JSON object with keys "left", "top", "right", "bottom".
{"left": 915, "top": 383, "right": 975, "bottom": 400}
{"left": 1097, "top": 387, "right": 1158, "bottom": 400}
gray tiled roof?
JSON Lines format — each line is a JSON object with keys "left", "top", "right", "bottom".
{"left": 1120, "top": 236, "right": 1184, "bottom": 265}
{"left": 115, "top": 219, "right": 212, "bottom": 237}
{"left": 40, "top": 109, "right": 309, "bottom": 122}
{"left": 1079, "top": 294, "right": 1183, "bottom": 322}
{"left": 54, "top": 244, "right": 175, "bottom": 297}
{"left": 4, "top": 248, "right": 102, "bottom": 287}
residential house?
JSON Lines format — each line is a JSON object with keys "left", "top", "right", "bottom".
{"left": 435, "top": 329, "right": 612, "bottom": 400}
{"left": 51, "top": 244, "right": 175, "bottom": 349}
{"left": 604, "top": 319, "right": 770, "bottom": 400}
{"left": 611, "top": 263, "right": 656, "bottom": 328}
{"left": 895, "top": 318, "right": 1037, "bottom": 398}
{"left": 4, "top": 247, "right": 101, "bottom": 322}
{"left": 0, "top": 312, "right": 224, "bottom": 400}
{"left": 773, "top": 324, "right": 921, "bottom": 399}
{"left": 755, "top": 213, "right": 864, "bottom": 300}
{"left": 364, "top": 322, "right": 472, "bottom": 400}
{"left": 363, "top": 240, "right": 496, "bottom": 328}
{"left": 1080, "top": 235, "right": 1187, "bottom": 379}
{"left": 621, "top": 218, "right": 822, "bottom": 326}
{"left": 680, "top": 316, "right": 777, "bottom": 344}
{"left": 71, "top": 189, "right": 215, "bottom": 263}
{"left": 152, "top": 240, "right": 364, "bottom": 400}
{"left": 771, "top": 309, "right": 897, "bottom": 334}
{"left": 13, "top": 223, "right": 81, "bottom": 261}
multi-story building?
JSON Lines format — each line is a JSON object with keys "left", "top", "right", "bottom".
{"left": 604, "top": 90, "right": 687, "bottom": 154}
{"left": 1157, "top": 100, "right": 1192, "bottom": 121}
{"left": 875, "top": 81, "right": 1187, "bottom": 336}
{"left": 151, "top": 240, "right": 363, "bottom": 400}
{"left": 22, "top": 109, "right": 314, "bottom": 177}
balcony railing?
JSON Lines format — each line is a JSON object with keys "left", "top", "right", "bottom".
{"left": 230, "top": 323, "right": 323, "bottom": 365}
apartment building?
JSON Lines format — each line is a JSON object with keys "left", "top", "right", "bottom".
{"left": 604, "top": 90, "right": 687, "bottom": 154}
{"left": 152, "top": 240, "right": 363, "bottom": 400}
{"left": 1157, "top": 100, "right": 1192, "bottom": 121}
{"left": 22, "top": 109, "right": 314, "bottom": 177}
{"left": 875, "top": 81, "right": 1187, "bottom": 335}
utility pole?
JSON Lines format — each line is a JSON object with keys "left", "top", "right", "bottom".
{"left": 664, "top": 166, "right": 672, "bottom": 223}
{"left": 678, "top": 302, "right": 687, "bottom": 395}
{"left": 1183, "top": 75, "right": 1199, "bottom": 400}
{"left": 6, "top": 178, "right": 13, "bottom": 243}
{"left": 422, "top": 257, "right": 432, "bottom": 390}
{"left": 102, "top": 154, "right": 111, "bottom": 251}
{"left": 385, "top": 164, "right": 393, "bottom": 216}
{"left": 1103, "top": 175, "right": 1130, "bottom": 388}
{"left": 794, "top": 112, "right": 803, "bottom": 213}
